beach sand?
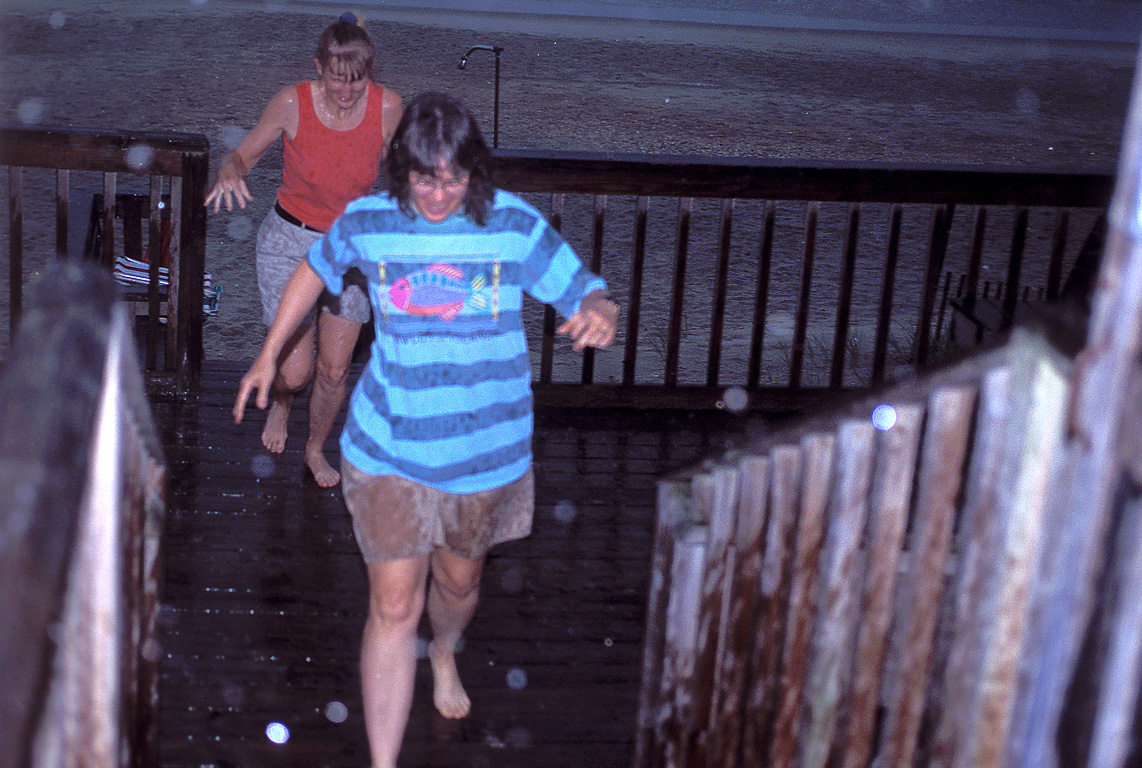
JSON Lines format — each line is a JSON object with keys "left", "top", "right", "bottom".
{"left": 1, "top": 0, "right": 1137, "bottom": 363}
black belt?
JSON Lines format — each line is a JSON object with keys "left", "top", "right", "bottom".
{"left": 275, "top": 201, "right": 325, "bottom": 233}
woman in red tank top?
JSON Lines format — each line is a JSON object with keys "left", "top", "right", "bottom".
{"left": 204, "top": 13, "right": 403, "bottom": 489}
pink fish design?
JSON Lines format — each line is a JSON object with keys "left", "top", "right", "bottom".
{"left": 388, "top": 263, "right": 475, "bottom": 321}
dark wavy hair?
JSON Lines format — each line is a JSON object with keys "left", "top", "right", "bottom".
{"left": 387, "top": 92, "right": 495, "bottom": 225}
{"left": 315, "top": 13, "right": 375, "bottom": 80}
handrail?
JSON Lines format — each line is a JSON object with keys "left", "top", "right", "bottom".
{"left": 0, "top": 261, "right": 166, "bottom": 768}
{"left": 1, "top": 124, "right": 209, "bottom": 392}
{"left": 491, "top": 149, "right": 1114, "bottom": 410}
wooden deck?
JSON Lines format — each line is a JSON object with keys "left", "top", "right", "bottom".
{"left": 151, "top": 362, "right": 757, "bottom": 768}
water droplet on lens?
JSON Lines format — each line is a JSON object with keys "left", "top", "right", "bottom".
{"left": 871, "top": 404, "right": 897, "bottom": 431}
{"left": 251, "top": 454, "right": 275, "bottom": 478}
{"left": 126, "top": 143, "right": 155, "bottom": 171}
{"left": 500, "top": 567, "right": 524, "bottom": 594}
{"left": 552, "top": 499, "right": 576, "bottom": 524}
{"left": 17, "top": 98, "right": 46, "bottom": 125}
{"left": 324, "top": 700, "right": 349, "bottom": 723}
{"left": 265, "top": 721, "right": 289, "bottom": 744}
{"left": 720, "top": 386, "right": 749, "bottom": 413}
{"left": 226, "top": 216, "right": 254, "bottom": 242}
{"left": 506, "top": 667, "right": 528, "bottom": 690}
{"left": 49, "top": 11, "right": 66, "bottom": 28}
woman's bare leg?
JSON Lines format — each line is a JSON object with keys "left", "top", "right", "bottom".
{"left": 426, "top": 549, "right": 485, "bottom": 719}
{"left": 262, "top": 323, "right": 316, "bottom": 453}
{"left": 361, "top": 555, "right": 430, "bottom": 768}
{"left": 307, "top": 311, "right": 362, "bottom": 486}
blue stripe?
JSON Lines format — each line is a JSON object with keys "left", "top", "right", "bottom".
{"left": 368, "top": 350, "right": 531, "bottom": 390}
{"left": 343, "top": 418, "right": 533, "bottom": 485}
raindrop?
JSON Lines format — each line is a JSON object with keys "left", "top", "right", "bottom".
{"left": 505, "top": 726, "right": 533, "bottom": 748}
{"left": 48, "top": 11, "right": 66, "bottom": 29}
{"left": 484, "top": 732, "right": 506, "bottom": 749}
{"left": 665, "top": 98, "right": 670, "bottom": 104}
{"left": 499, "top": 567, "right": 524, "bottom": 594}
{"left": 719, "top": 386, "right": 749, "bottom": 413}
{"left": 604, "top": 638, "right": 614, "bottom": 647}
{"left": 506, "top": 667, "right": 528, "bottom": 690}
{"left": 871, "top": 404, "right": 897, "bottom": 431}
{"left": 218, "top": 124, "right": 247, "bottom": 151}
{"left": 17, "top": 98, "right": 46, "bottom": 125}
{"left": 552, "top": 499, "right": 577, "bottom": 524}
{"left": 1015, "top": 87, "right": 1040, "bottom": 119}
{"left": 226, "top": 216, "right": 254, "bottom": 242}
{"left": 126, "top": 143, "right": 154, "bottom": 172}
{"left": 265, "top": 721, "right": 289, "bottom": 744}
{"left": 141, "top": 638, "right": 162, "bottom": 662}
{"left": 415, "top": 637, "right": 429, "bottom": 659}
{"left": 324, "top": 700, "right": 349, "bottom": 723}
{"left": 250, "top": 453, "right": 275, "bottom": 478}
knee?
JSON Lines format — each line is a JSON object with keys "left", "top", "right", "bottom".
{"left": 431, "top": 563, "right": 482, "bottom": 602}
{"left": 368, "top": 590, "right": 423, "bottom": 632}
{"left": 314, "top": 352, "right": 350, "bottom": 389}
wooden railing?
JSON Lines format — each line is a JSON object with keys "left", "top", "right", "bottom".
{"left": 494, "top": 151, "right": 1113, "bottom": 410}
{"left": 632, "top": 45, "right": 1142, "bottom": 768}
{"left": 1, "top": 124, "right": 209, "bottom": 392}
{"left": 0, "top": 262, "right": 166, "bottom": 768}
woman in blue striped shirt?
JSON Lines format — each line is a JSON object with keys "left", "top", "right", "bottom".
{"left": 234, "top": 91, "right": 618, "bottom": 768}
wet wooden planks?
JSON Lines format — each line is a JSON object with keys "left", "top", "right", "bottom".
{"left": 150, "top": 362, "right": 749, "bottom": 768}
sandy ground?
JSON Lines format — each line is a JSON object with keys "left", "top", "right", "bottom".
{"left": 1, "top": 0, "right": 1137, "bottom": 364}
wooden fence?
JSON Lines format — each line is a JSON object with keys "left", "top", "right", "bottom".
{"left": 632, "top": 50, "right": 1142, "bottom": 768}
{"left": 494, "top": 152, "right": 1114, "bottom": 410}
{"left": 0, "top": 262, "right": 167, "bottom": 768}
{"left": 1, "top": 124, "right": 208, "bottom": 392}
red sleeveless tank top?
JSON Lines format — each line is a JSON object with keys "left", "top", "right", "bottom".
{"left": 277, "top": 80, "right": 387, "bottom": 232}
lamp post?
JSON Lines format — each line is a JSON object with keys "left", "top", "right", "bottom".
{"left": 458, "top": 44, "right": 503, "bottom": 148}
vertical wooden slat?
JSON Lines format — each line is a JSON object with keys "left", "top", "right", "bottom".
{"left": 55, "top": 169, "right": 69, "bottom": 261}
{"left": 740, "top": 447, "right": 802, "bottom": 766}
{"left": 686, "top": 466, "right": 741, "bottom": 768}
{"left": 633, "top": 478, "right": 692, "bottom": 768}
{"left": 100, "top": 173, "right": 116, "bottom": 269}
{"left": 801, "top": 419, "right": 876, "bottom": 768}
{"left": 767, "top": 432, "right": 835, "bottom": 768}
{"left": 930, "top": 365, "right": 1015, "bottom": 768}
{"left": 144, "top": 182, "right": 164, "bottom": 370}
{"left": 666, "top": 198, "right": 692, "bottom": 387}
{"left": 9, "top": 166, "right": 23, "bottom": 339}
{"left": 789, "top": 202, "right": 819, "bottom": 388}
{"left": 842, "top": 403, "right": 925, "bottom": 768}
{"left": 1045, "top": 208, "right": 1070, "bottom": 302}
{"left": 581, "top": 194, "right": 606, "bottom": 384}
{"left": 706, "top": 198, "right": 734, "bottom": 387}
{"left": 747, "top": 201, "right": 776, "bottom": 388}
{"left": 707, "top": 455, "right": 773, "bottom": 767}
{"left": 175, "top": 149, "right": 207, "bottom": 390}
{"left": 1001, "top": 207, "right": 1029, "bottom": 329}
{"left": 871, "top": 204, "right": 902, "bottom": 386}
{"left": 829, "top": 203, "right": 860, "bottom": 388}
{"left": 623, "top": 196, "right": 648, "bottom": 386}
{"left": 540, "top": 193, "right": 563, "bottom": 385}
{"left": 914, "top": 204, "right": 954, "bottom": 369}
{"left": 876, "top": 384, "right": 977, "bottom": 768}
{"left": 659, "top": 523, "right": 708, "bottom": 768}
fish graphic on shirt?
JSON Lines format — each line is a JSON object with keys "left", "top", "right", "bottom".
{"left": 388, "top": 263, "right": 488, "bottom": 321}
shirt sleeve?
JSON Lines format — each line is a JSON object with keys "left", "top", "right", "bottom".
{"left": 306, "top": 217, "right": 357, "bottom": 296}
{"left": 522, "top": 219, "right": 607, "bottom": 318}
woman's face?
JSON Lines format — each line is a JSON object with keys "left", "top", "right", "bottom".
{"left": 315, "top": 59, "right": 368, "bottom": 112}
{"left": 409, "top": 163, "right": 471, "bottom": 223}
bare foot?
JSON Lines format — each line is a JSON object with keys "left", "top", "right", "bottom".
{"left": 428, "top": 639, "right": 471, "bottom": 719}
{"left": 261, "top": 398, "right": 290, "bottom": 454}
{"left": 305, "top": 446, "right": 341, "bottom": 488}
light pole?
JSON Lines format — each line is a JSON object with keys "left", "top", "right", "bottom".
{"left": 458, "top": 45, "right": 503, "bottom": 148}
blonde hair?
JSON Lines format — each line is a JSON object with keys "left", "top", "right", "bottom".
{"left": 315, "top": 12, "right": 375, "bottom": 80}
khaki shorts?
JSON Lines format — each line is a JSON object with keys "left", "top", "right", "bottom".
{"left": 341, "top": 460, "right": 534, "bottom": 562}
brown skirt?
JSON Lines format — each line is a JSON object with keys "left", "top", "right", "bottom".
{"left": 340, "top": 460, "right": 534, "bottom": 562}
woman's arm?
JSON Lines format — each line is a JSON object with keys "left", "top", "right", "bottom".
{"left": 233, "top": 261, "right": 326, "bottom": 422}
{"left": 206, "top": 85, "right": 300, "bottom": 212}
{"left": 557, "top": 289, "right": 619, "bottom": 352}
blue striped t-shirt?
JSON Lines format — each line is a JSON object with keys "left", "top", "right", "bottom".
{"left": 307, "top": 189, "right": 607, "bottom": 493}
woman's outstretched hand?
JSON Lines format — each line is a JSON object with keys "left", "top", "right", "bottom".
{"left": 558, "top": 293, "right": 619, "bottom": 352}
{"left": 205, "top": 172, "right": 253, "bottom": 213}
{"left": 233, "top": 355, "right": 276, "bottom": 424}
